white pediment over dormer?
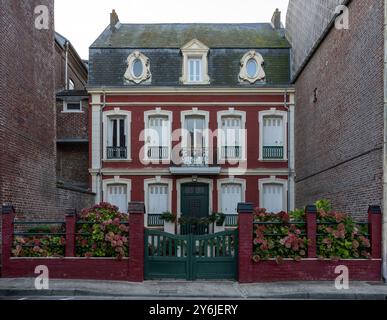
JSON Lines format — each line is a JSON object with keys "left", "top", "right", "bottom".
{"left": 180, "top": 39, "right": 210, "bottom": 85}
{"left": 181, "top": 39, "right": 209, "bottom": 52}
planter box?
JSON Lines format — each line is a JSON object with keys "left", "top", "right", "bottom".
{"left": 163, "top": 221, "right": 175, "bottom": 234}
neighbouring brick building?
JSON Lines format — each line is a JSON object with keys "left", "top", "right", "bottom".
{"left": 55, "top": 32, "right": 90, "bottom": 191}
{"left": 88, "top": 10, "right": 295, "bottom": 233}
{"left": 286, "top": 0, "right": 384, "bottom": 219}
{"left": 0, "top": 0, "right": 94, "bottom": 227}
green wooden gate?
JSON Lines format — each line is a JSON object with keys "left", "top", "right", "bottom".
{"left": 144, "top": 229, "right": 238, "bottom": 280}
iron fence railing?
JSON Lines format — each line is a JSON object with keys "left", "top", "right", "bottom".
{"left": 262, "top": 146, "right": 284, "bottom": 160}
{"left": 107, "top": 146, "right": 127, "bottom": 159}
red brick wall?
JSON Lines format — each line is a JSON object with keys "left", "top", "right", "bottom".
{"left": 56, "top": 100, "right": 89, "bottom": 140}
{"left": 0, "top": 1, "right": 94, "bottom": 222}
{"left": 293, "top": 0, "right": 384, "bottom": 219}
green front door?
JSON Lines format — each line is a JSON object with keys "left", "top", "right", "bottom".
{"left": 181, "top": 183, "right": 209, "bottom": 219}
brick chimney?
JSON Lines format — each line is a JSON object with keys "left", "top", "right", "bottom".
{"left": 271, "top": 8, "right": 282, "bottom": 30}
{"left": 110, "top": 9, "right": 120, "bottom": 31}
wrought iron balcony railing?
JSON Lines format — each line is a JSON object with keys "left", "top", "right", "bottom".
{"left": 262, "top": 146, "right": 284, "bottom": 160}
{"left": 181, "top": 147, "right": 209, "bottom": 166}
{"left": 225, "top": 215, "right": 239, "bottom": 227}
{"left": 147, "top": 146, "right": 169, "bottom": 160}
{"left": 221, "top": 146, "right": 242, "bottom": 160}
{"left": 107, "top": 146, "right": 127, "bottom": 160}
{"left": 147, "top": 214, "right": 164, "bottom": 227}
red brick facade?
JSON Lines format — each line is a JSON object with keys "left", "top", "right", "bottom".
{"left": 291, "top": 0, "right": 384, "bottom": 219}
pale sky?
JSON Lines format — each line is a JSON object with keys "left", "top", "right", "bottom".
{"left": 55, "top": 0, "right": 289, "bottom": 60}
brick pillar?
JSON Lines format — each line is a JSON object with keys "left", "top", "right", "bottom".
{"left": 306, "top": 205, "right": 317, "bottom": 258}
{"left": 2, "top": 205, "right": 15, "bottom": 276}
{"left": 368, "top": 206, "right": 382, "bottom": 259}
{"left": 65, "top": 209, "right": 77, "bottom": 257}
{"left": 237, "top": 202, "right": 254, "bottom": 283}
{"left": 128, "top": 202, "right": 145, "bottom": 282}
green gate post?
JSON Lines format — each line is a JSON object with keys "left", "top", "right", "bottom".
{"left": 237, "top": 203, "right": 254, "bottom": 283}
{"left": 128, "top": 202, "right": 145, "bottom": 282}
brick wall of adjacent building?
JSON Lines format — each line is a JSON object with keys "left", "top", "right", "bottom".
{"left": 56, "top": 100, "right": 89, "bottom": 140}
{"left": 0, "top": 1, "right": 94, "bottom": 225}
{"left": 291, "top": 0, "right": 384, "bottom": 218}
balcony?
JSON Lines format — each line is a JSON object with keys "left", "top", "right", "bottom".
{"left": 107, "top": 146, "right": 127, "bottom": 160}
{"left": 221, "top": 146, "right": 241, "bottom": 160}
{"left": 182, "top": 147, "right": 209, "bottom": 166}
{"left": 262, "top": 146, "right": 284, "bottom": 160}
{"left": 147, "top": 146, "right": 169, "bottom": 160}
{"left": 169, "top": 147, "right": 221, "bottom": 175}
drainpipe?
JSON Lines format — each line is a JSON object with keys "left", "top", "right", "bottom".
{"left": 383, "top": 0, "right": 387, "bottom": 283}
{"left": 64, "top": 41, "right": 69, "bottom": 90}
{"left": 99, "top": 89, "right": 106, "bottom": 203}
{"left": 284, "top": 89, "right": 291, "bottom": 212}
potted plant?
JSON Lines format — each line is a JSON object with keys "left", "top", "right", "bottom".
{"left": 212, "top": 212, "right": 226, "bottom": 233}
{"left": 160, "top": 212, "right": 176, "bottom": 234}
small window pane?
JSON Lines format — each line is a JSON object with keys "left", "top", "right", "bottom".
{"left": 247, "top": 59, "right": 258, "bottom": 78}
{"left": 132, "top": 59, "right": 143, "bottom": 77}
{"left": 66, "top": 103, "right": 81, "bottom": 111}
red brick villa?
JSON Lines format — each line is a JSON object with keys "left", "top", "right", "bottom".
{"left": 87, "top": 10, "right": 295, "bottom": 233}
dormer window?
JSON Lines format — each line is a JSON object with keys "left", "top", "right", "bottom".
{"left": 239, "top": 51, "right": 266, "bottom": 84}
{"left": 180, "top": 39, "right": 210, "bottom": 85}
{"left": 124, "top": 51, "right": 152, "bottom": 84}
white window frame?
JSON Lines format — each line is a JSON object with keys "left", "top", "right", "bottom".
{"left": 103, "top": 109, "right": 132, "bottom": 161}
{"left": 258, "top": 177, "right": 288, "bottom": 213}
{"left": 143, "top": 109, "right": 173, "bottom": 162}
{"left": 62, "top": 101, "right": 83, "bottom": 113}
{"left": 239, "top": 51, "right": 266, "bottom": 84}
{"left": 180, "top": 109, "right": 210, "bottom": 165}
{"left": 144, "top": 177, "right": 173, "bottom": 227}
{"left": 124, "top": 50, "right": 152, "bottom": 84}
{"left": 217, "top": 178, "right": 246, "bottom": 215}
{"left": 217, "top": 109, "right": 246, "bottom": 162}
{"left": 180, "top": 39, "right": 210, "bottom": 85}
{"left": 258, "top": 109, "right": 288, "bottom": 161}
{"left": 102, "top": 177, "right": 132, "bottom": 214}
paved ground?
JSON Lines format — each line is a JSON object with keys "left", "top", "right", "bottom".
{"left": 0, "top": 278, "right": 387, "bottom": 300}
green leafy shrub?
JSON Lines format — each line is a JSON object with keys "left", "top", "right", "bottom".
{"left": 12, "top": 224, "right": 66, "bottom": 258}
{"left": 76, "top": 202, "right": 129, "bottom": 259}
{"left": 252, "top": 208, "right": 308, "bottom": 263}
{"left": 316, "top": 209, "right": 371, "bottom": 260}
{"left": 160, "top": 212, "right": 176, "bottom": 223}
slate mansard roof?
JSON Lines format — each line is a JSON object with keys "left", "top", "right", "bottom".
{"left": 88, "top": 23, "right": 291, "bottom": 88}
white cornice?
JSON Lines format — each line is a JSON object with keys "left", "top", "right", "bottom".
{"left": 87, "top": 87, "right": 295, "bottom": 95}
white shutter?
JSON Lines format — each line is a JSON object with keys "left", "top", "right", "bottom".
{"left": 221, "top": 184, "right": 242, "bottom": 215}
{"left": 263, "top": 184, "right": 283, "bottom": 213}
{"left": 148, "top": 184, "right": 168, "bottom": 214}
{"left": 148, "top": 116, "right": 169, "bottom": 147}
{"left": 263, "top": 117, "right": 284, "bottom": 146}
{"left": 107, "top": 118, "right": 114, "bottom": 146}
{"left": 107, "top": 184, "right": 128, "bottom": 213}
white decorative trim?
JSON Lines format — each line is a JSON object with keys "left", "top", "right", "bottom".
{"left": 102, "top": 109, "right": 132, "bottom": 161}
{"left": 88, "top": 87, "right": 295, "bottom": 94}
{"left": 258, "top": 177, "right": 288, "bottom": 212}
{"left": 217, "top": 177, "right": 246, "bottom": 214}
{"left": 180, "top": 39, "right": 210, "bottom": 85}
{"left": 143, "top": 109, "right": 173, "bottom": 161}
{"left": 93, "top": 168, "right": 290, "bottom": 176}
{"left": 239, "top": 51, "right": 266, "bottom": 84}
{"left": 217, "top": 110, "right": 247, "bottom": 162}
{"left": 176, "top": 177, "right": 213, "bottom": 221}
{"left": 258, "top": 109, "right": 288, "bottom": 161}
{"left": 144, "top": 178, "right": 173, "bottom": 227}
{"left": 124, "top": 50, "right": 152, "bottom": 84}
{"left": 102, "top": 177, "right": 132, "bottom": 212}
